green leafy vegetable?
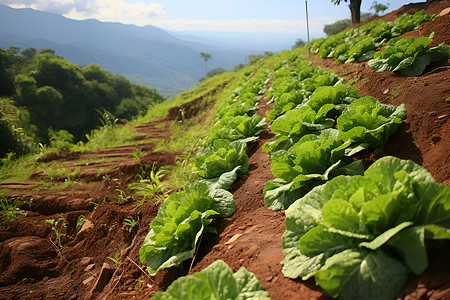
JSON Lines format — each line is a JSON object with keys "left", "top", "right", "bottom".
{"left": 205, "top": 114, "right": 266, "bottom": 145}
{"left": 337, "top": 96, "right": 407, "bottom": 153}
{"left": 263, "top": 129, "right": 364, "bottom": 210}
{"left": 195, "top": 139, "right": 249, "bottom": 179}
{"left": 368, "top": 34, "right": 450, "bottom": 76}
{"left": 139, "top": 182, "right": 220, "bottom": 276}
{"left": 151, "top": 260, "right": 270, "bottom": 299}
{"left": 282, "top": 156, "right": 450, "bottom": 299}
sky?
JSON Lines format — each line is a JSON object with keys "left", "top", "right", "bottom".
{"left": 2, "top": 0, "right": 421, "bottom": 37}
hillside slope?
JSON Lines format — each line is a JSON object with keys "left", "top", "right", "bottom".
{"left": 0, "top": 1, "right": 449, "bottom": 299}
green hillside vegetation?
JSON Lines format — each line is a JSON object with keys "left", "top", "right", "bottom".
{"left": 0, "top": 46, "right": 165, "bottom": 158}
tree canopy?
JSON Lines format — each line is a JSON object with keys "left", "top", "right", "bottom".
{"left": 0, "top": 46, "right": 166, "bottom": 157}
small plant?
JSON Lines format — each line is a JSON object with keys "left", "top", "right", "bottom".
{"left": 134, "top": 278, "right": 143, "bottom": 291}
{"left": 46, "top": 217, "right": 66, "bottom": 249}
{"left": 115, "top": 189, "right": 128, "bottom": 204}
{"left": 129, "top": 163, "right": 170, "bottom": 207}
{"left": 131, "top": 148, "right": 145, "bottom": 162}
{"left": 123, "top": 217, "right": 139, "bottom": 232}
{"left": 75, "top": 214, "right": 87, "bottom": 234}
{"left": 0, "top": 197, "right": 27, "bottom": 221}
{"left": 107, "top": 251, "right": 123, "bottom": 268}
{"left": 90, "top": 198, "right": 106, "bottom": 212}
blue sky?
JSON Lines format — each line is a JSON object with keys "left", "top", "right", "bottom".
{"left": 1, "top": 0, "right": 420, "bottom": 36}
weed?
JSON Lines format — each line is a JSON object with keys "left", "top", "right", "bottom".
{"left": 75, "top": 215, "right": 87, "bottom": 234}
{"left": 134, "top": 278, "right": 143, "bottom": 290}
{"left": 46, "top": 217, "right": 66, "bottom": 249}
{"left": 131, "top": 148, "right": 145, "bottom": 162}
{"left": 130, "top": 163, "right": 171, "bottom": 207}
{"left": 389, "top": 85, "right": 406, "bottom": 98}
{"left": 0, "top": 197, "right": 27, "bottom": 222}
{"left": 115, "top": 189, "right": 128, "bottom": 204}
{"left": 123, "top": 217, "right": 139, "bottom": 232}
{"left": 107, "top": 251, "right": 124, "bottom": 268}
{"left": 44, "top": 167, "right": 81, "bottom": 181}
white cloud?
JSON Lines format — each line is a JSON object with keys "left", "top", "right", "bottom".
{"left": 2, "top": 0, "right": 165, "bottom": 25}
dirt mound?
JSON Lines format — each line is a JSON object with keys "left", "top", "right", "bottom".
{"left": 0, "top": 1, "right": 449, "bottom": 299}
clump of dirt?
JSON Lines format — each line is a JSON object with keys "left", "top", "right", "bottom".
{"left": 0, "top": 1, "right": 449, "bottom": 299}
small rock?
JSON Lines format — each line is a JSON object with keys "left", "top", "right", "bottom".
{"left": 383, "top": 88, "right": 389, "bottom": 94}
{"left": 438, "top": 114, "right": 447, "bottom": 119}
{"left": 244, "top": 244, "right": 259, "bottom": 258}
{"left": 440, "top": 7, "right": 450, "bottom": 16}
{"left": 77, "top": 220, "right": 94, "bottom": 241}
{"left": 266, "top": 276, "right": 274, "bottom": 282}
{"left": 84, "top": 263, "right": 95, "bottom": 272}
{"left": 83, "top": 276, "right": 95, "bottom": 285}
{"left": 225, "top": 233, "right": 243, "bottom": 245}
{"left": 80, "top": 257, "right": 92, "bottom": 267}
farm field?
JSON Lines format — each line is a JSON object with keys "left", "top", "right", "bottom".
{"left": 0, "top": 1, "right": 449, "bottom": 299}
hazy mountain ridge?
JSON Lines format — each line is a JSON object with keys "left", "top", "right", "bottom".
{"left": 0, "top": 4, "right": 249, "bottom": 97}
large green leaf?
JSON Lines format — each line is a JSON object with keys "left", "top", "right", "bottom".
{"left": 151, "top": 260, "right": 270, "bottom": 299}
{"left": 281, "top": 156, "right": 450, "bottom": 298}
{"left": 139, "top": 182, "right": 218, "bottom": 275}
{"left": 315, "top": 249, "right": 409, "bottom": 299}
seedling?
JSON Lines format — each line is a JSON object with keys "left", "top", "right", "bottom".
{"left": 46, "top": 217, "right": 66, "bottom": 249}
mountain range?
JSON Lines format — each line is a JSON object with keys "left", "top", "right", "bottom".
{"left": 0, "top": 4, "right": 271, "bottom": 97}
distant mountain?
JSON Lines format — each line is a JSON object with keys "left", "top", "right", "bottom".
{"left": 0, "top": 4, "right": 251, "bottom": 97}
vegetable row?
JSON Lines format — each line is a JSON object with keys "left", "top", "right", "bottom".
{"left": 263, "top": 53, "right": 406, "bottom": 211}
{"left": 139, "top": 65, "right": 272, "bottom": 293}
{"left": 308, "top": 10, "right": 450, "bottom": 76}
{"left": 264, "top": 49, "right": 450, "bottom": 300}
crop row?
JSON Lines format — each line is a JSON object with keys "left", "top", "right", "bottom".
{"left": 139, "top": 64, "right": 273, "bottom": 298}
{"left": 308, "top": 10, "right": 450, "bottom": 77}
{"left": 263, "top": 48, "right": 450, "bottom": 299}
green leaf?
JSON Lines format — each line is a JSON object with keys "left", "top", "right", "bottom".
{"left": 360, "top": 221, "right": 413, "bottom": 250}
{"left": 316, "top": 249, "right": 409, "bottom": 300}
{"left": 151, "top": 260, "right": 270, "bottom": 299}
{"left": 387, "top": 226, "right": 428, "bottom": 275}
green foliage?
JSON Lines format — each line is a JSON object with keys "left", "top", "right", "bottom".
{"left": 281, "top": 156, "right": 450, "bottom": 299}
{"left": 310, "top": 10, "right": 434, "bottom": 65}
{"left": 0, "top": 48, "right": 166, "bottom": 148}
{"left": 370, "top": 1, "right": 389, "bottom": 15}
{"left": 0, "top": 197, "right": 27, "bottom": 222}
{"left": 368, "top": 34, "right": 450, "bottom": 76}
{"left": 123, "top": 217, "right": 139, "bottom": 232}
{"left": 263, "top": 129, "right": 364, "bottom": 211}
{"left": 324, "top": 19, "right": 351, "bottom": 36}
{"left": 139, "top": 182, "right": 219, "bottom": 275}
{"left": 195, "top": 139, "right": 249, "bottom": 179}
{"left": 199, "top": 68, "right": 226, "bottom": 82}
{"left": 204, "top": 114, "right": 265, "bottom": 145}
{"left": 151, "top": 260, "right": 270, "bottom": 299}
{"left": 337, "top": 96, "right": 407, "bottom": 153}
{"left": 292, "top": 39, "right": 306, "bottom": 49}
{"left": 48, "top": 129, "right": 74, "bottom": 151}
{"left": 46, "top": 217, "right": 66, "bottom": 249}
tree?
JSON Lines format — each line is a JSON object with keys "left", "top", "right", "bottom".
{"left": 331, "top": 0, "right": 362, "bottom": 24}
{"left": 200, "top": 52, "right": 212, "bottom": 74}
{"left": 21, "top": 47, "right": 37, "bottom": 60}
{"left": 323, "top": 13, "right": 373, "bottom": 36}
{"left": 370, "top": 1, "right": 389, "bottom": 15}
{"left": 292, "top": 39, "right": 306, "bottom": 50}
